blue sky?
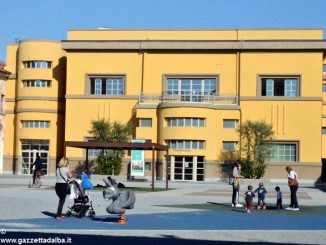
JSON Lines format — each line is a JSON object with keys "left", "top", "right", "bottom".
{"left": 1, "top": 0, "right": 326, "bottom": 62}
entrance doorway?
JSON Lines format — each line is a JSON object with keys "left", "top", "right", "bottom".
{"left": 21, "top": 140, "right": 49, "bottom": 175}
{"left": 171, "top": 156, "right": 204, "bottom": 181}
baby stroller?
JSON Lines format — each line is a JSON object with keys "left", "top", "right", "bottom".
{"left": 66, "top": 179, "right": 95, "bottom": 218}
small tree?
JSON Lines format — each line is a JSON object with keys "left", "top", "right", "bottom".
{"left": 238, "top": 120, "right": 274, "bottom": 178}
{"left": 218, "top": 150, "right": 240, "bottom": 178}
{"left": 89, "top": 119, "right": 132, "bottom": 175}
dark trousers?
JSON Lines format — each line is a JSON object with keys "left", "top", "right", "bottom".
{"left": 276, "top": 198, "right": 283, "bottom": 209}
{"left": 290, "top": 186, "right": 299, "bottom": 208}
{"left": 232, "top": 186, "right": 239, "bottom": 205}
{"left": 257, "top": 197, "right": 266, "bottom": 206}
{"left": 55, "top": 183, "right": 67, "bottom": 216}
{"left": 32, "top": 169, "right": 41, "bottom": 184}
{"left": 33, "top": 169, "right": 37, "bottom": 183}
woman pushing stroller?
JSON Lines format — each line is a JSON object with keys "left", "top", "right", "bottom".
{"left": 55, "top": 157, "right": 72, "bottom": 220}
{"left": 66, "top": 170, "right": 95, "bottom": 218}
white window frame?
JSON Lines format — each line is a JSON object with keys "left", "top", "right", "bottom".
{"left": 23, "top": 61, "right": 51, "bottom": 69}
{"left": 21, "top": 120, "right": 50, "bottom": 128}
{"left": 167, "top": 140, "right": 205, "bottom": 150}
{"left": 222, "top": 141, "right": 237, "bottom": 151}
{"left": 23, "top": 80, "right": 51, "bottom": 88}
{"left": 90, "top": 76, "right": 125, "bottom": 95}
{"left": 167, "top": 118, "right": 205, "bottom": 127}
{"left": 223, "top": 119, "right": 237, "bottom": 129}
{"left": 260, "top": 76, "right": 300, "bottom": 97}
{"left": 268, "top": 142, "right": 298, "bottom": 162}
{"left": 139, "top": 118, "right": 152, "bottom": 127}
{"left": 166, "top": 78, "right": 217, "bottom": 98}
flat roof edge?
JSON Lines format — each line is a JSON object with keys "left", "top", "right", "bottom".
{"left": 61, "top": 40, "right": 326, "bottom": 51}
{"left": 64, "top": 141, "right": 169, "bottom": 151}
{"left": 67, "top": 28, "right": 324, "bottom": 31}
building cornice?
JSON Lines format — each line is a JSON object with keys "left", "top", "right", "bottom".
{"left": 241, "top": 96, "right": 322, "bottom": 101}
{"left": 15, "top": 108, "right": 65, "bottom": 114}
{"left": 6, "top": 96, "right": 65, "bottom": 102}
{"left": 157, "top": 103, "right": 240, "bottom": 110}
{"left": 65, "top": 95, "right": 139, "bottom": 100}
{"left": 16, "top": 96, "right": 65, "bottom": 102}
{"left": 62, "top": 40, "right": 326, "bottom": 51}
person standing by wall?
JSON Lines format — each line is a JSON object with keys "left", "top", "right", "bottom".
{"left": 231, "top": 160, "right": 243, "bottom": 207}
{"left": 55, "top": 157, "right": 72, "bottom": 220}
{"left": 285, "top": 166, "right": 299, "bottom": 211}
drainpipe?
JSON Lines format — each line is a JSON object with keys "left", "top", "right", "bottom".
{"left": 140, "top": 47, "right": 145, "bottom": 94}
{"left": 236, "top": 42, "right": 242, "bottom": 156}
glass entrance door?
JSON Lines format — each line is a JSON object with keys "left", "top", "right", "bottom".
{"left": 174, "top": 156, "right": 194, "bottom": 181}
{"left": 21, "top": 150, "right": 49, "bottom": 175}
{"left": 21, "top": 140, "right": 49, "bottom": 175}
{"left": 172, "top": 156, "right": 205, "bottom": 181}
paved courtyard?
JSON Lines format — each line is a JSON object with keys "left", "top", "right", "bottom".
{"left": 0, "top": 175, "right": 326, "bottom": 244}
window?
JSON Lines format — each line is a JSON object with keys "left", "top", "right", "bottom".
{"left": 22, "top": 121, "right": 50, "bottom": 128}
{"left": 323, "top": 64, "right": 326, "bottom": 72}
{"left": 21, "top": 139, "right": 49, "bottom": 151}
{"left": 88, "top": 148, "right": 102, "bottom": 158}
{"left": 223, "top": 119, "right": 237, "bottom": 129}
{"left": 261, "top": 77, "right": 299, "bottom": 97}
{"left": 323, "top": 84, "right": 326, "bottom": 93}
{"left": 166, "top": 118, "right": 205, "bottom": 127}
{"left": 268, "top": 143, "right": 297, "bottom": 162}
{"left": 222, "top": 141, "right": 237, "bottom": 151}
{"left": 85, "top": 137, "right": 102, "bottom": 158}
{"left": 145, "top": 162, "right": 151, "bottom": 171}
{"left": 166, "top": 77, "right": 217, "bottom": 102}
{"left": 139, "top": 118, "right": 152, "bottom": 127}
{"left": 90, "top": 76, "right": 124, "bottom": 95}
{"left": 23, "top": 80, "right": 51, "bottom": 87}
{"left": 167, "top": 140, "right": 205, "bottom": 150}
{"left": 23, "top": 61, "right": 51, "bottom": 69}
{"left": 322, "top": 128, "right": 326, "bottom": 135}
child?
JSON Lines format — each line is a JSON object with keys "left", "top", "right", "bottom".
{"left": 254, "top": 182, "right": 267, "bottom": 209}
{"left": 275, "top": 186, "right": 283, "bottom": 209}
{"left": 244, "top": 185, "right": 255, "bottom": 213}
{"left": 81, "top": 171, "right": 94, "bottom": 190}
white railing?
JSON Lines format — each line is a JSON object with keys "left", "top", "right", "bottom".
{"left": 139, "top": 92, "right": 238, "bottom": 106}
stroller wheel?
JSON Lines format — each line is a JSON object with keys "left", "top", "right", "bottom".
{"left": 77, "top": 212, "right": 85, "bottom": 218}
{"left": 66, "top": 210, "right": 72, "bottom": 217}
{"left": 87, "top": 210, "right": 95, "bottom": 218}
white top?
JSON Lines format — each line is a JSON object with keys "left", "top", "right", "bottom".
{"left": 56, "top": 167, "right": 69, "bottom": 183}
{"left": 288, "top": 170, "right": 298, "bottom": 180}
{"left": 233, "top": 167, "right": 240, "bottom": 178}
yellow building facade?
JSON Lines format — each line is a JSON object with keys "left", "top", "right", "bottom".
{"left": 4, "top": 29, "right": 326, "bottom": 181}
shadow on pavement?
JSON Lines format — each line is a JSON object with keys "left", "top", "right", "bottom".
{"left": 92, "top": 217, "right": 120, "bottom": 223}
{"left": 312, "top": 184, "right": 326, "bottom": 193}
{"left": 41, "top": 211, "right": 56, "bottom": 218}
{"left": 0, "top": 231, "right": 292, "bottom": 245}
{"left": 206, "top": 202, "right": 230, "bottom": 207}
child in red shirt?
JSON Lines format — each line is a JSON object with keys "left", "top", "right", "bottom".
{"left": 244, "top": 185, "right": 255, "bottom": 213}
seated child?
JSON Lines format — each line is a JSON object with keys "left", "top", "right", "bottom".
{"left": 275, "top": 186, "right": 283, "bottom": 209}
{"left": 244, "top": 185, "right": 255, "bottom": 213}
{"left": 81, "top": 171, "right": 94, "bottom": 190}
{"left": 254, "top": 182, "right": 267, "bottom": 209}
